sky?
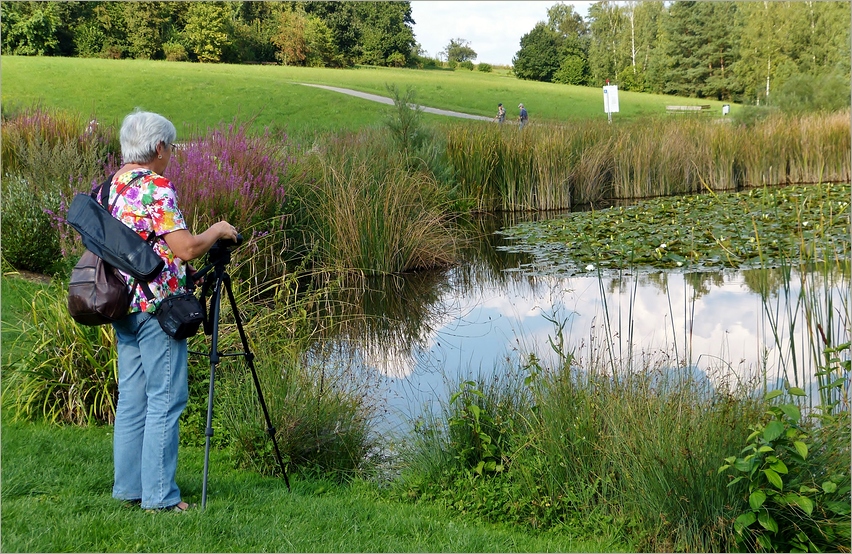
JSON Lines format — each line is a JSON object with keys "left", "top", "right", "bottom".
{"left": 409, "top": 1, "right": 594, "bottom": 67}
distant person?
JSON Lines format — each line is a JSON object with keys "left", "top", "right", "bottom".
{"left": 495, "top": 103, "right": 506, "bottom": 124}
{"left": 518, "top": 103, "right": 528, "bottom": 129}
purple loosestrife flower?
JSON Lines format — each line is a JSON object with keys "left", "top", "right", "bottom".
{"left": 166, "top": 121, "right": 289, "bottom": 232}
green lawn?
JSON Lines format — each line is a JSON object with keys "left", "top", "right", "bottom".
{"left": 2, "top": 56, "right": 732, "bottom": 137}
{"left": 0, "top": 383, "right": 627, "bottom": 553}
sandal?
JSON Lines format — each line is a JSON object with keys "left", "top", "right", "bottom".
{"left": 145, "top": 501, "right": 195, "bottom": 513}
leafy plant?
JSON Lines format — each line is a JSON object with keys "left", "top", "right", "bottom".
{"left": 1, "top": 279, "right": 118, "bottom": 425}
{"left": 719, "top": 387, "right": 851, "bottom": 552}
{"left": 447, "top": 381, "right": 506, "bottom": 475}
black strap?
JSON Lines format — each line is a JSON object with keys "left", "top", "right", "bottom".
{"left": 96, "top": 172, "right": 158, "bottom": 301}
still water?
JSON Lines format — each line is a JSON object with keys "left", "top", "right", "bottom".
{"left": 310, "top": 215, "right": 850, "bottom": 435}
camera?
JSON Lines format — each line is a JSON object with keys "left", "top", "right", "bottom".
{"left": 206, "top": 233, "right": 243, "bottom": 265}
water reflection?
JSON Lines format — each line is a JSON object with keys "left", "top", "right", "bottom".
{"left": 307, "top": 214, "right": 850, "bottom": 435}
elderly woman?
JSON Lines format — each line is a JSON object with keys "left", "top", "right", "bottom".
{"left": 104, "top": 109, "right": 239, "bottom": 512}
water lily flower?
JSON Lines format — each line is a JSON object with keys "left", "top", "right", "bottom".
{"left": 585, "top": 264, "right": 595, "bottom": 271}
{"left": 659, "top": 243, "right": 667, "bottom": 249}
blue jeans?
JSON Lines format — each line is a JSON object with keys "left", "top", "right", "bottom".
{"left": 111, "top": 311, "right": 188, "bottom": 509}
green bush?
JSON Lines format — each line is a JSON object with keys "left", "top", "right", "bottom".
{"left": 0, "top": 174, "right": 63, "bottom": 274}
{"left": 163, "top": 41, "right": 188, "bottom": 62}
{"left": 459, "top": 60, "right": 474, "bottom": 71}
{"left": 720, "top": 387, "right": 851, "bottom": 552}
{"left": 447, "top": 59, "right": 457, "bottom": 70}
{"left": 477, "top": 63, "right": 492, "bottom": 73}
{"left": 774, "top": 71, "right": 851, "bottom": 114}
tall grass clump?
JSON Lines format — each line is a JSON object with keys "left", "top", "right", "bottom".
{"left": 288, "top": 128, "right": 460, "bottom": 276}
{"left": 1, "top": 280, "right": 118, "bottom": 425}
{"left": 206, "top": 271, "right": 379, "bottom": 480}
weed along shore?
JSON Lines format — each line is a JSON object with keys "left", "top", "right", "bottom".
{"left": 2, "top": 58, "right": 849, "bottom": 552}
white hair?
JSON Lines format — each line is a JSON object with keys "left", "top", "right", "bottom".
{"left": 119, "top": 109, "right": 177, "bottom": 164}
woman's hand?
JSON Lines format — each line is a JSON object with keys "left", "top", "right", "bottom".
{"left": 163, "top": 221, "right": 238, "bottom": 261}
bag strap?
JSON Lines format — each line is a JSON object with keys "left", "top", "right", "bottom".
{"left": 96, "top": 172, "right": 157, "bottom": 301}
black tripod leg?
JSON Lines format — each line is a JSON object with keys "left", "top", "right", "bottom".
{"left": 201, "top": 275, "right": 223, "bottom": 510}
{"left": 222, "top": 274, "right": 291, "bottom": 491}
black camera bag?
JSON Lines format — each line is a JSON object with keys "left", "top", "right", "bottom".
{"left": 155, "top": 292, "right": 204, "bottom": 340}
{"left": 66, "top": 175, "right": 165, "bottom": 282}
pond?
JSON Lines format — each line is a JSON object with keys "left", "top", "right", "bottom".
{"left": 308, "top": 213, "right": 850, "bottom": 437}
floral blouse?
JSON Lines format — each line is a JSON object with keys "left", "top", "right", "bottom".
{"left": 98, "top": 168, "right": 189, "bottom": 314}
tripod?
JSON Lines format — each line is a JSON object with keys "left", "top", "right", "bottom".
{"left": 190, "top": 237, "right": 290, "bottom": 509}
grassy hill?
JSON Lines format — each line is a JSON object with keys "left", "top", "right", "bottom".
{"left": 2, "top": 55, "right": 732, "bottom": 137}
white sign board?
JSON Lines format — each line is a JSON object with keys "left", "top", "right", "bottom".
{"left": 603, "top": 85, "right": 620, "bottom": 113}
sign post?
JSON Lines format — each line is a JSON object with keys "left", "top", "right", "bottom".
{"left": 603, "top": 84, "right": 619, "bottom": 124}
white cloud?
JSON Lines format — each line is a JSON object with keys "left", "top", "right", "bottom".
{"left": 410, "top": 1, "right": 593, "bottom": 66}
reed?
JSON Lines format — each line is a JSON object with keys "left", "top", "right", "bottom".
{"left": 290, "top": 128, "right": 460, "bottom": 276}
{"left": 442, "top": 110, "right": 850, "bottom": 209}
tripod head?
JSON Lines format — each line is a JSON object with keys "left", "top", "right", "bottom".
{"left": 207, "top": 233, "right": 244, "bottom": 268}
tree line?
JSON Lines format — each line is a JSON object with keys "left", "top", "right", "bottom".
{"left": 0, "top": 1, "right": 417, "bottom": 67}
{"left": 513, "top": 1, "right": 851, "bottom": 106}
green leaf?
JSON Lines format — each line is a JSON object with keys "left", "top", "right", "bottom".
{"left": 763, "top": 420, "right": 784, "bottom": 442}
{"left": 779, "top": 403, "right": 801, "bottom": 422}
{"left": 765, "top": 390, "right": 783, "bottom": 400}
{"left": 788, "top": 387, "right": 806, "bottom": 397}
{"left": 468, "top": 404, "right": 481, "bottom": 420}
{"left": 757, "top": 445, "right": 774, "bottom": 453}
{"left": 758, "top": 509, "right": 779, "bottom": 533}
{"left": 763, "top": 468, "right": 783, "bottom": 490}
{"left": 825, "top": 501, "right": 852, "bottom": 515}
{"left": 769, "top": 459, "right": 788, "bottom": 474}
{"left": 822, "top": 481, "right": 838, "bottom": 493}
{"left": 749, "top": 490, "right": 767, "bottom": 510}
{"left": 718, "top": 464, "right": 730, "bottom": 473}
{"left": 756, "top": 535, "right": 773, "bottom": 550}
{"left": 793, "top": 441, "right": 808, "bottom": 459}
{"left": 727, "top": 476, "right": 745, "bottom": 487}
{"left": 797, "top": 495, "right": 814, "bottom": 516}
{"left": 734, "top": 511, "right": 757, "bottom": 533}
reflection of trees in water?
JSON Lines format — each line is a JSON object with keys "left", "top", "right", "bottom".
{"left": 741, "top": 262, "right": 850, "bottom": 299}
{"left": 604, "top": 270, "right": 725, "bottom": 299}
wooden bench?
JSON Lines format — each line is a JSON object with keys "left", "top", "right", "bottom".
{"left": 666, "top": 105, "right": 712, "bottom": 114}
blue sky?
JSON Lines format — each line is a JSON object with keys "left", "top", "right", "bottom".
{"left": 409, "top": 1, "right": 593, "bottom": 66}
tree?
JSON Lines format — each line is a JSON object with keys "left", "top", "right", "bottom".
{"left": 183, "top": 1, "right": 232, "bottom": 63}
{"left": 1, "top": 1, "right": 61, "bottom": 56}
{"left": 355, "top": 2, "right": 416, "bottom": 66}
{"left": 443, "top": 38, "right": 477, "bottom": 63}
{"left": 661, "top": 1, "right": 741, "bottom": 99}
{"left": 513, "top": 23, "right": 560, "bottom": 81}
{"left": 547, "top": 3, "right": 591, "bottom": 86}
{"left": 271, "top": 7, "right": 307, "bottom": 65}
{"left": 587, "top": 1, "right": 627, "bottom": 86}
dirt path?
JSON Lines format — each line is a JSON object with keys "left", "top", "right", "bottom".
{"left": 299, "top": 84, "right": 494, "bottom": 122}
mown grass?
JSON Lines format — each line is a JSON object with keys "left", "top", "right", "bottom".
{"left": 0, "top": 404, "right": 628, "bottom": 552}
{"left": 1, "top": 56, "right": 732, "bottom": 139}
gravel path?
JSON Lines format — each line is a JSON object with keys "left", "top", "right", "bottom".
{"left": 299, "top": 83, "right": 494, "bottom": 121}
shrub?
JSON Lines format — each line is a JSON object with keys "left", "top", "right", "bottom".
{"left": 163, "top": 41, "right": 188, "bottom": 62}
{"left": 459, "top": 60, "right": 474, "bottom": 71}
{"left": 720, "top": 387, "right": 851, "bottom": 552}
{"left": 166, "top": 120, "right": 289, "bottom": 233}
{"left": 447, "top": 59, "right": 458, "bottom": 69}
{"left": 1, "top": 174, "right": 63, "bottom": 274}
{"left": 477, "top": 63, "right": 492, "bottom": 73}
